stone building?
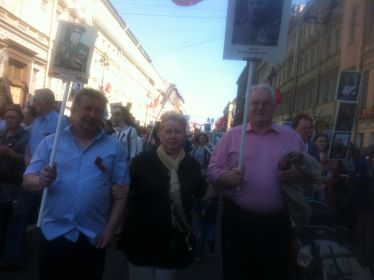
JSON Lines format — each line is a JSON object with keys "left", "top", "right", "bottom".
{"left": 245, "top": 0, "right": 374, "bottom": 148}
{"left": 0, "top": 0, "right": 184, "bottom": 125}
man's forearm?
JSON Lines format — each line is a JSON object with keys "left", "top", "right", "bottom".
{"left": 23, "top": 174, "right": 44, "bottom": 192}
{"left": 107, "top": 195, "right": 127, "bottom": 233}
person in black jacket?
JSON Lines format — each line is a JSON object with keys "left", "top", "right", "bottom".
{"left": 118, "top": 111, "right": 208, "bottom": 280}
{"left": 292, "top": 112, "right": 320, "bottom": 161}
{"left": 0, "top": 105, "right": 29, "bottom": 269}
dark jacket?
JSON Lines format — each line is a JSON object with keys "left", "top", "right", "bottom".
{"left": 118, "top": 151, "right": 208, "bottom": 269}
{"left": 307, "top": 140, "right": 320, "bottom": 162}
{"left": 0, "top": 127, "right": 30, "bottom": 201}
{"left": 279, "top": 151, "right": 321, "bottom": 232}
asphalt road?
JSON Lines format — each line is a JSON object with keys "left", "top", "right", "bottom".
{"left": 0, "top": 227, "right": 222, "bottom": 280}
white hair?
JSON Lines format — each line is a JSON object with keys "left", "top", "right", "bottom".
{"left": 251, "top": 84, "right": 275, "bottom": 102}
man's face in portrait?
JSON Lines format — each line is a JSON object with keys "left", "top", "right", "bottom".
{"left": 345, "top": 76, "right": 353, "bottom": 86}
{"left": 248, "top": 0, "right": 269, "bottom": 19}
{"left": 70, "top": 31, "right": 82, "bottom": 45}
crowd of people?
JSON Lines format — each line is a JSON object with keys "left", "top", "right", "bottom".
{"left": 0, "top": 84, "right": 373, "bottom": 280}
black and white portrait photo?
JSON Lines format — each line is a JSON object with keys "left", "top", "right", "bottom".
{"left": 223, "top": 0, "right": 292, "bottom": 63}
{"left": 232, "top": 0, "right": 283, "bottom": 46}
{"left": 336, "top": 71, "right": 361, "bottom": 103}
{"left": 50, "top": 21, "right": 97, "bottom": 82}
{"left": 335, "top": 103, "right": 356, "bottom": 132}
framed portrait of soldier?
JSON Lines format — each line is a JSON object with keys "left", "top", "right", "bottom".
{"left": 329, "top": 132, "right": 351, "bottom": 159}
{"left": 336, "top": 71, "right": 361, "bottom": 103}
{"left": 49, "top": 21, "right": 97, "bottom": 82}
{"left": 334, "top": 103, "right": 357, "bottom": 132}
{"left": 223, "top": 0, "right": 292, "bottom": 63}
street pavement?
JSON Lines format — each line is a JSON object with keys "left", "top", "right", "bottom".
{"left": 0, "top": 229, "right": 222, "bottom": 280}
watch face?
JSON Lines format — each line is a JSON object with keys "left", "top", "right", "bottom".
{"left": 6, "top": 139, "right": 15, "bottom": 148}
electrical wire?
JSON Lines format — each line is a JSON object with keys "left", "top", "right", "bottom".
{"left": 150, "top": 37, "right": 223, "bottom": 56}
{"left": 115, "top": 12, "right": 224, "bottom": 19}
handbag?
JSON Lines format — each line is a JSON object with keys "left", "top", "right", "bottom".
{"left": 168, "top": 228, "right": 196, "bottom": 263}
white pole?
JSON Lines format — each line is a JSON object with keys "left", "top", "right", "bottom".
{"left": 37, "top": 80, "right": 71, "bottom": 227}
{"left": 236, "top": 60, "right": 255, "bottom": 192}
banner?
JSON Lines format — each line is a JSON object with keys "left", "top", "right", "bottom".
{"left": 172, "top": 0, "right": 202, "bottom": 6}
{"left": 49, "top": 21, "right": 97, "bottom": 83}
{"left": 223, "top": 0, "right": 292, "bottom": 63}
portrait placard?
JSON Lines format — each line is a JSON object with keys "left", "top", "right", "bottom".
{"left": 223, "top": 0, "right": 292, "bottom": 63}
{"left": 334, "top": 103, "right": 357, "bottom": 132}
{"left": 329, "top": 132, "right": 351, "bottom": 160}
{"left": 336, "top": 71, "right": 361, "bottom": 103}
{"left": 49, "top": 21, "right": 97, "bottom": 82}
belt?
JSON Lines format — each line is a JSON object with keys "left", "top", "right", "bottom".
{"left": 222, "top": 196, "right": 287, "bottom": 218}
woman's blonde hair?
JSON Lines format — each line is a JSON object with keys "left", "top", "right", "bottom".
{"left": 159, "top": 111, "right": 187, "bottom": 131}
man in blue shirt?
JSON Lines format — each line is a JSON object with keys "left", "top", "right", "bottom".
{"left": 0, "top": 88, "right": 69, "bottom": 270}
{"left": 26, "top": 88, "right": 69, "bottom": 161}
{"left": 23, "top": 88, "right": 129, "bottom": 280}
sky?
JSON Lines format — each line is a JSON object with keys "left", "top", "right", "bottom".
{"left": 110, "top": 0, "right": 307, "bottom": 124}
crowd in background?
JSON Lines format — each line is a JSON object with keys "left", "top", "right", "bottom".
{"left": 0, "top": 85, "right": 373, "bottom": 279}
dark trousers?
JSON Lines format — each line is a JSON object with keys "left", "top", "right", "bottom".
{"left": 0, "top": 201, "right": 12, "bottom": 256}
{"left": 39, "top": 233, "right": 105, "bottom": 280}
{"left": 4, "top": 190, "right": 39, "bottom": 266}
{"left": 221, "top": 198, "right": 292, "bottom": 280}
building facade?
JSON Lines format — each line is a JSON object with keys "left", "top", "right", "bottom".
{"left": 247, "top": 0, "right": 374, "bottom": 149}
{"left": 0, "top": 0, "right": 184, "bottom": 125}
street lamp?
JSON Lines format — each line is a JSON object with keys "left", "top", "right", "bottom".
{"left": 99, "top": 53, "right": 109, "bottom": 91}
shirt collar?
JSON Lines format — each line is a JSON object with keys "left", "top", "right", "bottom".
{"left": 66, "top": 125, "right": 106, "bottom": 142}
{"left": 41, "top": 110, "right": 56, "bottom": 121}
{"left": 246, "top": 122, "right": 281, "bottom": 134}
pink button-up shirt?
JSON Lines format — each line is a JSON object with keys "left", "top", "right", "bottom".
{"left": 208, "top": 123, "right": 304, "bottom": 212}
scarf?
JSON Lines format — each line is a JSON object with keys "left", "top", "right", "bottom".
{"left": 157, "top": 146, "right": 191, "bottom": 233}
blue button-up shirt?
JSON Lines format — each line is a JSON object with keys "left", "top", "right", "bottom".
{"left": 28, "top": 111, "right": 69, "bottom": 156}
{"left": 24, "top": 125, "right": 129, "bottom": 244}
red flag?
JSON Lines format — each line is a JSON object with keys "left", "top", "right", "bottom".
{"left": 105, "top": 83, "right": 111, "bottom": 93}
{"left": 147, "top": 93, "right": 161, "bottom": 108}
{"left": 172, "top": 0, "right": 202, "bottom": 6}
{"left": 275, "top": 87, "right": 281, "bottom": 104}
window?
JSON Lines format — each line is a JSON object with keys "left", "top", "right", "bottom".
{"left": 361, "top": 71, "right": 369, "bottom": 109}
{"left": 41, "top": 0, "right": 48, "bottom": 10}
{"left": 325, "top": 36, "right": 331, "bottom": 57}
{"left": 335, "top": 29, "right": 341, "bottom": 52}
{"left": 7, "top": 58, "right": 26, "bottom": 82}
{"left": 348, "top": 9, "right": 356, "bottom": 45}
{"left": 319, "top": 79, "right": 329, "bottom": 104}
{"left": 356, "top": 133, "right": 363, "bottom": 150}
{"left": 366, "top": 2, "right": 374, "bottom": 43}
{"left": 328, "top": 77, "right": 337, "bottom": 101}
{"left": 311, "top": 49, "right": 315, "bottom": 66}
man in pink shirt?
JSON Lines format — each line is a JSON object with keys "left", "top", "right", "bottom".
{"left": 208, "top": 84, "right": 304, "bottom": 280}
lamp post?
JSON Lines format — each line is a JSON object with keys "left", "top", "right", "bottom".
{"left": 99, "top": 53, "right": 109, "bottom": 91}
